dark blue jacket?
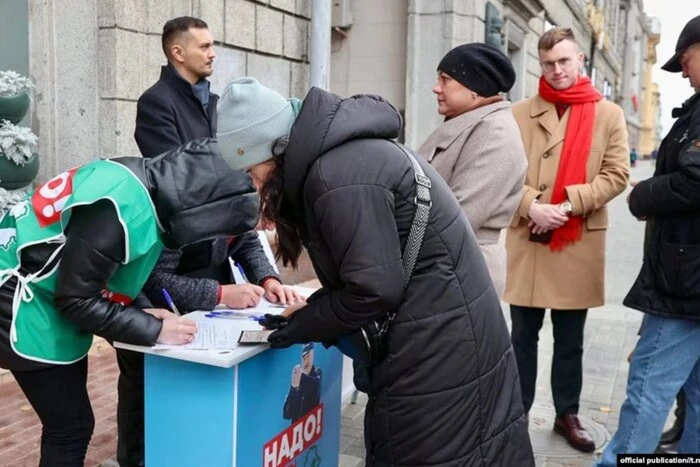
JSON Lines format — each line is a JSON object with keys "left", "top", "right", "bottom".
{"left": 135, "top": 65, "right": 218, "bottom": 158}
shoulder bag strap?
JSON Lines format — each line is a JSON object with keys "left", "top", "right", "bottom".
{"left": 394, "top": 143, "right": 432, "bottom": 288}
{"left": 379, "top": 143, "right": 432, "bottom": 329}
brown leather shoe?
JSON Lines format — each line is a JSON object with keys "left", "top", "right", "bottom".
{"left": 554, "top": 414, "right": 595, "bottom": 453}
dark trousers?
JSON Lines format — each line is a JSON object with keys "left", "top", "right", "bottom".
{"left": 510, "top": 305, "right": 588, "bottom": 417}
{"left": 116, "top": 348, "right": 145, "bottom": 467}
{"left": 12, "top": 358, "right": 95, "bottom": 467}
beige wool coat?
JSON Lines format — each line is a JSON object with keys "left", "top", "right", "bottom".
{"left": 504, "top": 94, "right": 630, "bottom": 310}
{"left": 418, "top": 101, "right": 527, "bottom": 298}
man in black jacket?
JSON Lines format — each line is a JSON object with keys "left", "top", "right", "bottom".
{"left": 126, "top": 18, "right": 303, "bottom": 467}
{"left": 597, "top": 16, "right": 700, "bottom": 465}
{"left": 119, "top": 17, "right": 220, "bottom": 467}
{"left": 135, "top": 16, "right": 216, "bottom": 158}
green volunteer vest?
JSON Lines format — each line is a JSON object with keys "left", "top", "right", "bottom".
{"left": 0, "top": 159, "right": 164, "bottom": 364}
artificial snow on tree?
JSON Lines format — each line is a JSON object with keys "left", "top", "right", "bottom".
{"left": 0, "top": 119, "right": 37, "bottom": 165}
{"left": 0, "top": 185, "right": 31, "bottom": 212}
{"left": 0, "top": 70, "right": 33, "bottom": 125}
{"left": 0, "top": 70, "right": 40, "bottom": 204}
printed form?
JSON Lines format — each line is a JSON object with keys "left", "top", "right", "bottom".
{"left": 152, "top": 299, "right": 286, "bottom": 350}
{"left": 153, "top": 318, "right": 242, "bottom": 350}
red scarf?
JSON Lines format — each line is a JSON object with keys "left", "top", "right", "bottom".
{"left": 538, "top": 76, "right": 602, "bottom": 251}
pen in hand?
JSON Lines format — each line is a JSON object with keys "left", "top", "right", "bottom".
{"left": 234, "top": 261, "right": 248, "bottom": 283}
{"left": 161, "top": 288, "right": 182, "bottom": 317}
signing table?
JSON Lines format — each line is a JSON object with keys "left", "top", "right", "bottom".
{"left": 114, "top": 287, "right": 343, "bottom": 467}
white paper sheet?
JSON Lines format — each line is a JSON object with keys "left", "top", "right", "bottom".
{"left": 152, "top": 298, "right": 288, "bottom": 351}
{"left": 153, "top": 318, "right": 240, "bottom": 350}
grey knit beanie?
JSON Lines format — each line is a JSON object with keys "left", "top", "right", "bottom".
{"left": 217, "top": 77, "right": 300, "bottom": 171}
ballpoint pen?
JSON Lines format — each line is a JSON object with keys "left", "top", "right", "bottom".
{"left": 233, "top": 261, "right": 248, "bottom": 283}
{"left": 204, "top": 310, "right": 265, "bottom": 321}
{"left": 161, "top": 288, "right": 182, "bottom": 317}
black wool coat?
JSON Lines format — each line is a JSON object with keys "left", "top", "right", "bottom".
{"left": 626, "top": 91, "right": 700, "bottom": 321}
{"left": 135, "top": 65, "right": 218, "bottom": 159}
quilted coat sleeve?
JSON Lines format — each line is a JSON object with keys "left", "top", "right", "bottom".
{"left": 54, "top": 201, "right": 163, "bottom": 345}
{"left": 284, "top": 184, "right": 406, "bottom": 342}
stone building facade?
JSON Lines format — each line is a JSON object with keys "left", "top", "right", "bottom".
{"left": 1, "top": 0, "right": 659, "bottom": 183}
{"left": 329, "top": 0, "right": 657, "bottom": 151}
{"left": 640, "top": 16, "right": 661, "bottom": 157}
{"left": 13, "top": 0, "right": 311, "bottom": 181}
{"left": 615, "top": 0, "right": 647, "bottom": 150}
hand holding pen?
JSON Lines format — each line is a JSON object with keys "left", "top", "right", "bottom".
{"left": 156, "top": 317, "right": 197, "bottom": 345}
{"left": 219, "top": 283, "right": 265, "bottom": 308}
{"left": 139, "top": 290, "right": 197, "bottom": 345}
{"left": 232, "top": 260, "right": 305, "bottom": 306}
{"left": 222, "top": 261, "right": 265, "bottom": 308}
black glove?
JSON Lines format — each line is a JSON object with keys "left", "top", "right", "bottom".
{"left": 266, "top": 317, "right": 308, "bottom": 349}
{"left": 267, "top": 326, "right": 295, "bottom": 349}
{"left": 258, "top": 313, "right": 289, "bottom": 330}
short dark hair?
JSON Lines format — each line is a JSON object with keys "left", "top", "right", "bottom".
{"left": 162, "top": 16, "right": 209, "bottom": 58}
{"left": 538, "top": 27, "right": 576, "bottom": 52}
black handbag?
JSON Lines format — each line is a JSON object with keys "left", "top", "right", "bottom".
{"left": 335, "top": 143, "right": 432, "bottom": 365}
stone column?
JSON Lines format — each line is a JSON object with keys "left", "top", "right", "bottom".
{"left": 29, "top": 0, "right": 101, "bottom": 179}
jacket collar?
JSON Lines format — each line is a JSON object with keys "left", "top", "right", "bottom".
{"left": 160, "top": 64, "right": 213, "bottom": 100}
{"left": 422, "top": 101, "right": 512, "bottom": 158}
{"left": 160, "top": 65, "right": 218, "bottom": 125}
{"left": 672, "top": 91, "right": 700, "bottom": 118}
{"left": 529, "top": 94, "right": 571, "bottom": 154}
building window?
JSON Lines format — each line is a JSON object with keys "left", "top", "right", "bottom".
{"left": 0, "top": 1, "right": 30, "bottom": 126}
{"left": 507, "top": 43, "right": 524, "bottom": 102}
{"left": 603, "top": 79, "right": 613, "bottom": 100}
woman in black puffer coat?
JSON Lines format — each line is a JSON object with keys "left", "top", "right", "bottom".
{"left": 216, "top": 77, "right": 535, "bottom": 466}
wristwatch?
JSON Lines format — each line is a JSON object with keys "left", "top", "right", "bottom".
{"left": 559, "top": 200, "right": 573, "bottom": 215}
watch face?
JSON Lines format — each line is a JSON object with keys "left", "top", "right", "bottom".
{"left": 562, "top": 201, "right": 573, "bottom": 213}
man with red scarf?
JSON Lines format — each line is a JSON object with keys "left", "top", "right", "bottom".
{"left": 505, "top": 27, "right": 630, "bottom": 452}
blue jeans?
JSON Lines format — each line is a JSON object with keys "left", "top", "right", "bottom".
{"left": 597, "top": 314, "right": 700, "bottom": 466}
